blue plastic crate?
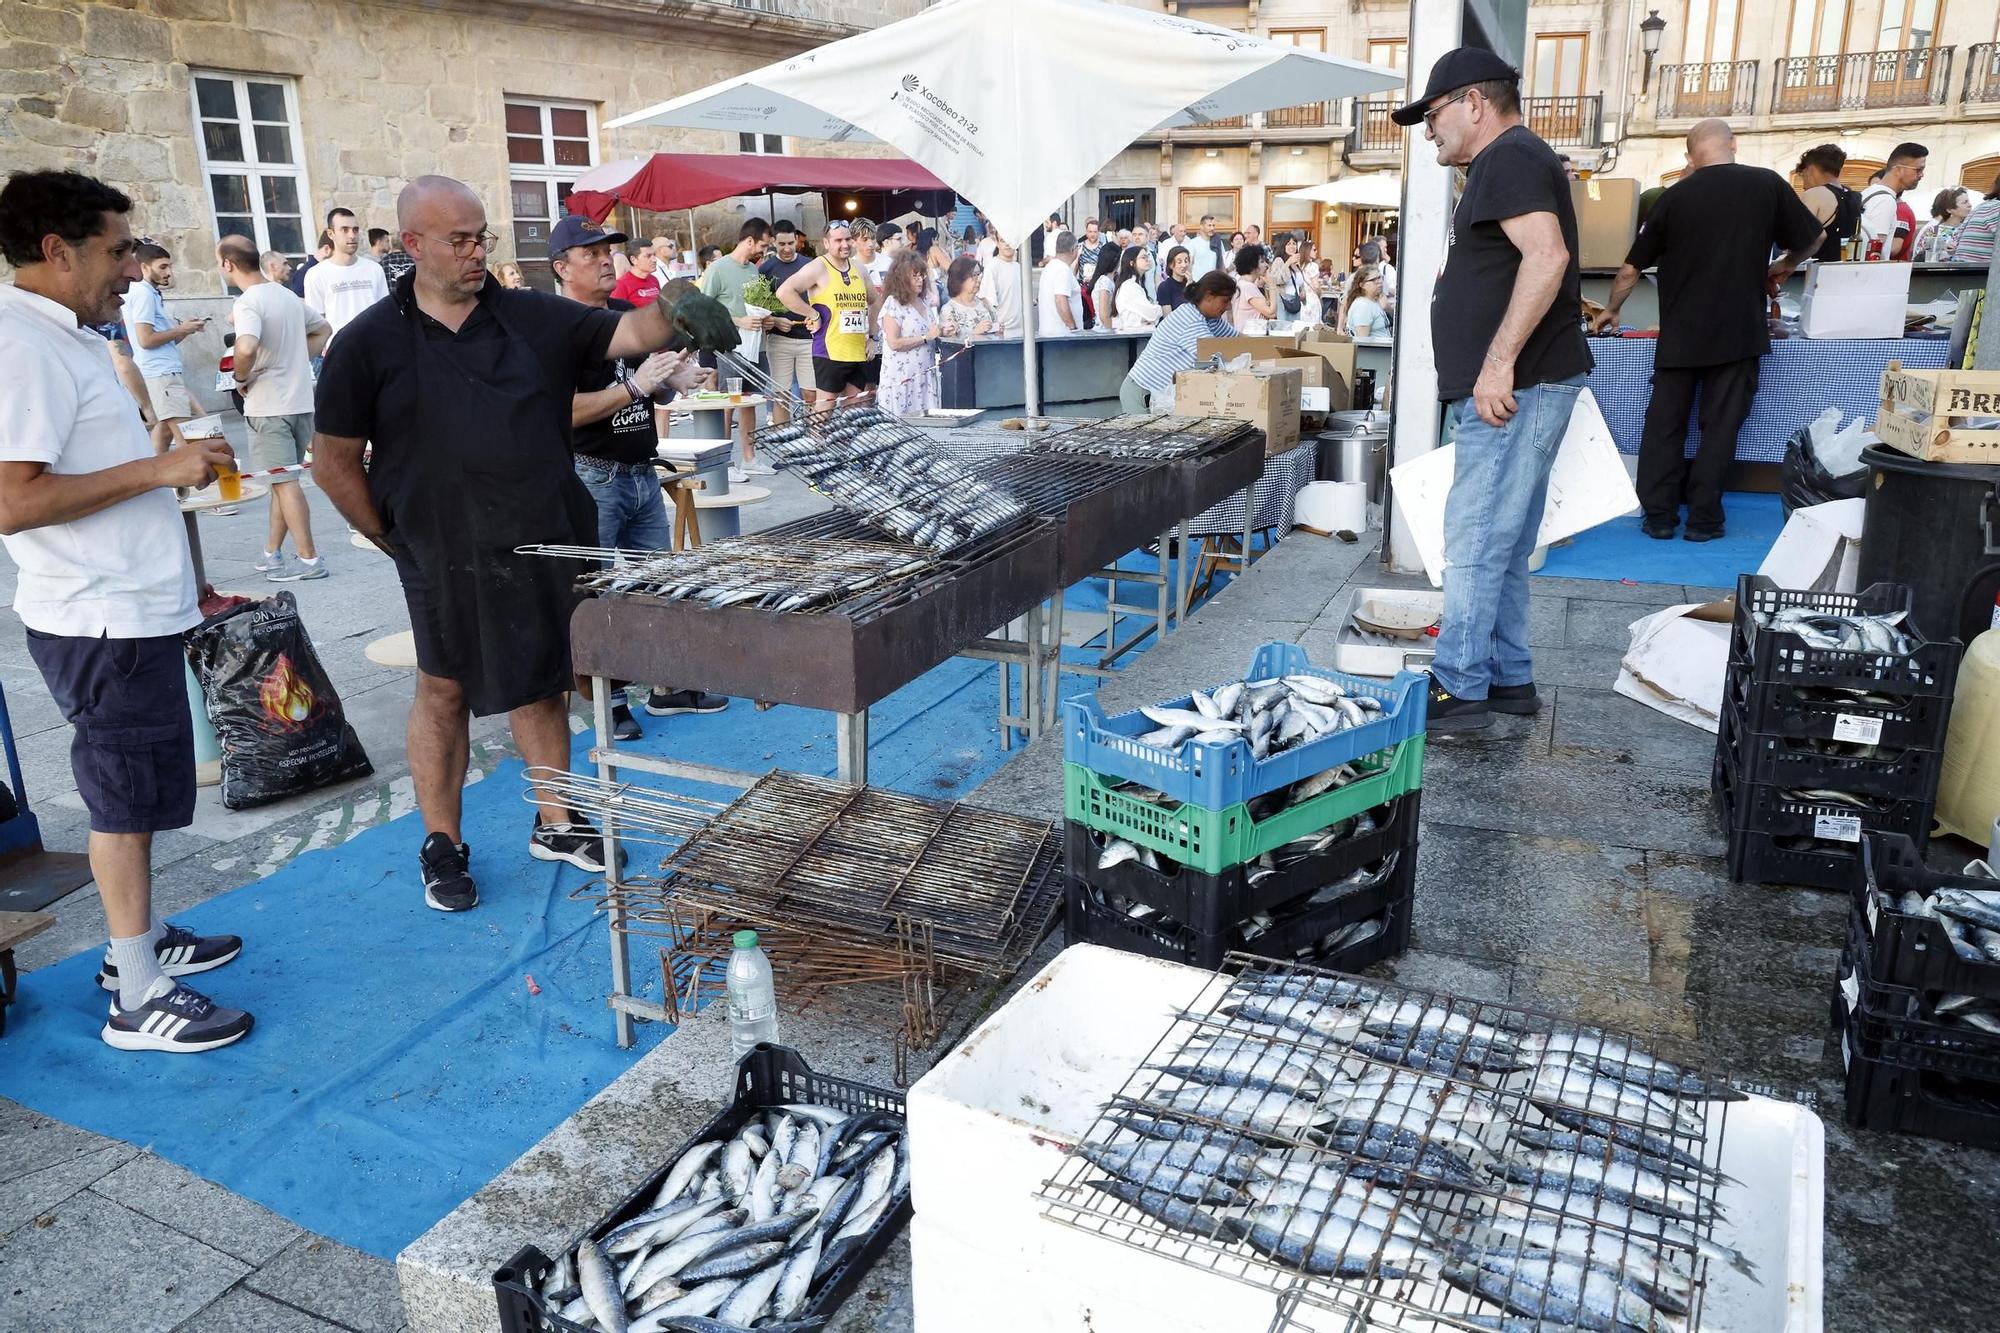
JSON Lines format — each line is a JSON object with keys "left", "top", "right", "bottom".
{"left": 1063, "top": 641, "right": 1428, "bottom": 810}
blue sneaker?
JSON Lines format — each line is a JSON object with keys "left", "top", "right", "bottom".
{"left": 96, "top": 922, "right": 241, "bottom": 993}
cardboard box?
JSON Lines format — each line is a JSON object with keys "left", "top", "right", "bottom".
{"left": 1615, "top": 599, "right": 1733, "bottom": 733}
{"left": 1799, "top": 261, "right": 1912, "bottom": 340}
{"left": 1756, "top": 497, "right": 1864, "bottom": 592}
{"left": 1174, "top": 364, "right": 1303, "bottom": 454}
{"left": 1875, "top": 363, "right": 2000, "bottom": 465}
{"left": 1193, "top": 333, "right": 1303, "bottom": 367}
{"left": 1294, "top": 327, "right": 1358, "bottom": 390}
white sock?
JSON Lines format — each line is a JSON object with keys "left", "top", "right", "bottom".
{"left": 109, "top": 932, "right": 167, "bottom": 1010}
{"left": 144, "top": 918, "right": 165, "bottom": 947}
{"left": 298, "top": 555, "right": 321, "bottom": 566}
{"left": 263, "top": 549, "right": 280, "bottom": 561}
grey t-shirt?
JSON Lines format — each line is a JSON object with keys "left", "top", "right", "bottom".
{"left": 233, "top": 281, "right": 328, "bottom": 417}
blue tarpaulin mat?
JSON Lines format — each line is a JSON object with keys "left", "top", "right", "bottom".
{"left": 1535, "top": 492, "right": 1785, "bottom": 588}
{"left": 0, "top": 645, "right": 1108, "bottom": 1258}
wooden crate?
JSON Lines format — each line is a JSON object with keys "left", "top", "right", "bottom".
{"left": 1876, "top": 362, "right": 2000, "bottom": 465}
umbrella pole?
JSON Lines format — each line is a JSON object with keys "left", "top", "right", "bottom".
{"left": 1020, "top": 250, "right": 1039, "bottom": 416}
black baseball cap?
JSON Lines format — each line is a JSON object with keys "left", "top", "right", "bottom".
{"left": 548, "top": 214, "right": 627, "bottom": 256}
{"left": 1390, "top": 47, "right": 1522, "bottom": 126}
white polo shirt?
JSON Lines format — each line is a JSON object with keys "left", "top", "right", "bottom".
{"left": 0, "top": 284, "right": 200, "bottom": 638}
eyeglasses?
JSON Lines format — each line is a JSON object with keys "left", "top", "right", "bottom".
{"left": 423, "top": 230, "right": 499, "bottom": 258}
{"left": 1422, "top": 88, "right": 1475, "bottom": 128}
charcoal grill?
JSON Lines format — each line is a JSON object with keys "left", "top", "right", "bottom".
{"left": 1036, "top": 956, "right": 1738, "bottom": 1333}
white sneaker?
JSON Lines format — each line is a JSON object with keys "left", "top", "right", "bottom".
{"left": 743, "top": 460, "right": 777, "bottom": 476}
{"left": 728, "top": 466, "right": 750, "bottom": 484}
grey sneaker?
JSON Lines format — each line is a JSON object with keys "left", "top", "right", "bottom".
{"left": 254, "top": 549, "right": 286, "bottom": 572}
{"left": 269, "top": 555, "right": 330, "bottom": 581}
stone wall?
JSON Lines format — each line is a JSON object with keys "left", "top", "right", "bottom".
{"left": 0, "top": 0, "right": 926, "bottom": 290}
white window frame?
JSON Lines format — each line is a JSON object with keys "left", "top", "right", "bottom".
{"left": 188, "top": 70, "right": 313, "bottom": 290}
{"left": 505, "top": 97, "right": 599, "bottom": 286}
{"left": 739, "top": 132, "right": 786, "bottom": 154}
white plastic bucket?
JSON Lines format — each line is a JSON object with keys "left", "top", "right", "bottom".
{"left": 1296, "top": 479, "right": 1367, "bottom": 532}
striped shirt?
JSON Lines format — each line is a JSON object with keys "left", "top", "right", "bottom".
{"left": 1946, "top": 198, "right": 1999, "bottom": 267}
{"left": 1128, "top": 301, "right": 1235, "bottom": 395}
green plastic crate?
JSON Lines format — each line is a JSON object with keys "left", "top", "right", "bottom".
{"left": 1064, "top": 736, "right": 1425, "bottom": 874}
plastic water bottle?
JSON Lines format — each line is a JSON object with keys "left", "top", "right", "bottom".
{"left": 725, "top": 930, "right": 778, "bottom": 1061}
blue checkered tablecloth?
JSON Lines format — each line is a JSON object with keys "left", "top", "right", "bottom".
{"left": 1586, "top": 334, "right": 1951, "bottom": 462}
{"left": 1190, "top": 439, "right": 1315, "bottom": 538}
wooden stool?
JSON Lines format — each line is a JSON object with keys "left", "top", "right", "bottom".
{"left": 0, "top": 910, "right": 56, "bottom": 1036}
{"left": 657, "top": 467, "right": 705, "bottom": 551}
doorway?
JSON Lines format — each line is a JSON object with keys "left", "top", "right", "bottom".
{"left": 1098, "top": 188, "right": 1156, "bottom": 233}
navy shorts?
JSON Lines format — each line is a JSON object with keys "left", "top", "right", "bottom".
{"left": 25, "top": 630, "right": 196, "bottom": 835}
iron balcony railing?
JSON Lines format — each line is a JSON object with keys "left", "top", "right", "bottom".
{"left": 1525, "top": 94, "right": 1602, "bottom": 147}
{"left": 1264, "top": 101, "right": 1337, "bottom": 129}
{"left": 1654, "top": 60, "right": 1760, "bottom": 118}
{"left": 1772, "top": 46, "right": 1954, "bottom": 113}
{"left": 1352, "top": 98, "right": 1400, "bottom": 152}
{"left": 1966, "top": 42, "right": 2000, "bottom": 104}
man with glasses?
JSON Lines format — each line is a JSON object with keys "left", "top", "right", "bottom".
{"left": 310, "top": 175, "right": 736, "bottom": 913}
{"left": 1389, "top": 48, "right": 1594, "bottom": 734}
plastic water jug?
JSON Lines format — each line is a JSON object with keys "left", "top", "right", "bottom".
{"left": 725, "top": 929, "right": 778, "bottom": 1061}
{"left": 1936, "top": 628, "right": 2000, "bottom": 847}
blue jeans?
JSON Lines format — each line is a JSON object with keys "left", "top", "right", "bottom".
{"left": 575, "top": 461, "right": 671, "bottom": 552}
{"left": 1432, "top": 375, "right": 1587, "bottom": 700}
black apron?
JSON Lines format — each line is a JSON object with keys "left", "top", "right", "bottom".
{"left": 379, "top": 296, "right": 597, "bottom": 717}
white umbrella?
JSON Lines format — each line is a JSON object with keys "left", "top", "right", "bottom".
{"left": 1278, "top": 175, "right": 1403, "bottom": 210}
{"left": 608, "top": 0, "right": 1401, "bottom": 411}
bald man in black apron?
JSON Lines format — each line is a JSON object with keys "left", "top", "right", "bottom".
{"left": 313, "top": 176, "right": 726, "bottom": 913}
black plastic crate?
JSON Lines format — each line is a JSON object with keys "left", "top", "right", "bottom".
{"left": 1855, "top": 834, "right": 2000, "bottom": 1003}
{"left": 1725, "top": 662, "right": 1953, "bottom": 754}
{"left": 1062, "top": 790, "right": 1418, "bottom": 938}
{"left": 1833, "top": 968, "right": 2000, "bottom": 1148}
{"left": 1729, "top": 574, "right": 1961, "bottom": 699}
{"left": 1712, "top": 742, "right": 1933, "bottom": 893}
{"left": 1718, "top": 684, "right": 1947, "bottom": 803}
{"left": 1064, "top": 836, "right": 1414, "bottom": 971}
{"left": 493, "top": 1045, "right": 908, "bottom": 1333}
{"left": 1839, "top": 914, "right": 2000, "bottom": 1079}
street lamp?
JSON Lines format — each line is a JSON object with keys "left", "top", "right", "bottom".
{"left": 1640, "top": 10, "right": 1667, "bottom": 97}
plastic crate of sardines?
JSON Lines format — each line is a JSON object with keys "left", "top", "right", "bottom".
{"left": 492, "top": 1045, "right": 908, "bottom": 1333}
{"left": 1730, "top": 574, "right": 1962, "bottom": 698}
{"left": 1064, "top": 641, "right": 1427, "bottom": 810}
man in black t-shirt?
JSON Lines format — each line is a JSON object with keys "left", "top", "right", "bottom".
{"left": 1594, "top": 120, "right": 1824, "bottom": 540}
{"left": 550, "top": 216, "right": 725, "bottom": 740}
{"left": 1391, "top": 47, "right": 1594, "bottom": 733}
{"left": 758, "top": 221, "right": 815, "bottom": 426}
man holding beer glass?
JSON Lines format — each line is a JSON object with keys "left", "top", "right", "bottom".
{"left": 0, "top": 170, "right": 252, "bottom": 1052}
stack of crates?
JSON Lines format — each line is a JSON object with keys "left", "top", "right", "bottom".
{"left": 1061, "top": 642, "right": 1426, "bottom": 970}
{"left": 1713, "top": 574, "right": 1962, "bottom": 891}
{"left": 1836, "top": 834, "right": 2000, "bottom": 1146}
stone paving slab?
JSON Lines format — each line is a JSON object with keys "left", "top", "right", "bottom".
{"left": 0, "top": 1188, "right": 249, "bottom": 1333}
{"left": 174, "top": 1287, "right": 367, "bottom": 1333}
{"left": 248, "top": 1235, "right": 408, "bottom": 1333}
{"left": 94, "top": 1153, "right": 303, "bottom": 1268}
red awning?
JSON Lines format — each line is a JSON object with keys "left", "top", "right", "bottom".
{"left": 565, "top": 152, "right": 950, "bottom": 222}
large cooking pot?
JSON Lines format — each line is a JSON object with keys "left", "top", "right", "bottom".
{"left": 1316, "top": 411, "right": 1390, "bottom": 505}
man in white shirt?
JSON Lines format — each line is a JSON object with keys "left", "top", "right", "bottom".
{"left": 302, "top": 206, "right": 389, "bottom": 340}
{"left": 0, "top": 168, "right": 251, "bottom": 1054}
{"left": 1187, "top": 215, "right": 1223, "bottom": 280}
{"left": 1036, "top": 230, "right": 1082, "bottom": 337}
{"left": 978, "top": 233, "right": 1024, "bottom": 336}
{"left": 220, "top": 234, "right": 331, "bottom": 582}
{"left": 121, "top": 240, "right": 206, "bottom": 452}
{"left": 1859, "top": 142, "right": 1927, "bottom": 261}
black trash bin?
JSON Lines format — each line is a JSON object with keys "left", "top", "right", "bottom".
{"left": 1857, "top": 443, "right": 2000, "bottom": 644}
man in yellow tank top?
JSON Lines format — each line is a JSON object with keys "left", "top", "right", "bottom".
{"left": 776, "top": 220, "right": 878, "bottom": 408}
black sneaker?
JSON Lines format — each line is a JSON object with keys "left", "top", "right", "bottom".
{"left": 610, "top": 701, "right": 643, "bottom": 741}
{"left": 1683, "top": 525, "right": 1725, "bottom": 543}
{"left": 645, "top": 689, "right": 729, "bottom": 717}
{"left": 1425, "top": 681, "right": 1492, "bottom": 733}
{"left": 420, "top": 832, "right": 479, "bottom": 912}
{"left": 95, "top": 922, "right": 241, "bottom": 993}
{"left": 1488, "top": 682, "right": 1541, "bottom": 716}
{"left": 529, "top": 817, "right": 623, "bottom": 873}
{"left": 1642, "top": 518, "right": 1677, "bottom": 540}
{"left": 101, "top": 979, "right": 253, "bottom": 1053}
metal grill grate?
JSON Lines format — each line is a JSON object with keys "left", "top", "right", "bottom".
{"left": 522, "top": 536, "right": 936, "bottom": 615}
{"left": 754, "top": 400, "right": 1031, "bottom": 551}
{"left": 1028, "top": 414, "right": 1261, "bottom": 461}
{"left": 1035, "top": 956, "right": 1738, "bottom": 1332}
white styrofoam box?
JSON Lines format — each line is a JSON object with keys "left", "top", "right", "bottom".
{"left": 1389, "top": 387, "right": 1638, "bottom": 587}
{"left": 1332, "top": 585, "right": 1440, "bottom": 679}
{"left": 908, "top": 943, "right": 1826, "bottom": 1333}
{"left": 1799, "top": 261, "right": 1912, "bottom": 339}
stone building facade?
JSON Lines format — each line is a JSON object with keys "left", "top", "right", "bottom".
{"left": 1, "top": 0, "right": 925, "bottom": 297}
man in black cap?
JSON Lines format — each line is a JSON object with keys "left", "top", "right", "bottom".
{"left": 1391, "top": 47, "right": 1594, "bottom": 734}
{"left": 312, "top": 177, "right": 735, "bottom": 913}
